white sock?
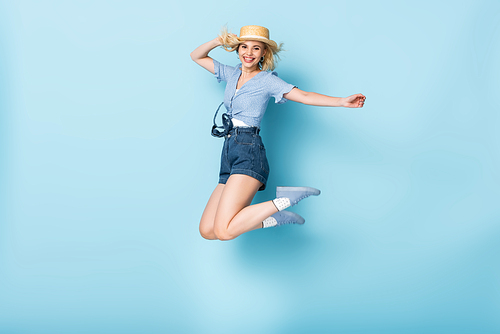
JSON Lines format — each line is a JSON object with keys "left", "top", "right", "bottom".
{"left": 272, "top": 197, "right": 291, "bottom": 211}
{"left": 262, "top": 216, "right": 277, "bottom": 228}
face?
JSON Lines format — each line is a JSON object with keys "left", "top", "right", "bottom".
{"left": 238, "top": 41, "right": 267, "bottom": 70}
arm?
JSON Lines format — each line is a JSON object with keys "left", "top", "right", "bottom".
{"left": 284, "top": 87, "right": 366, "bottom": 108}
{"left": 190, "top": 37, "right": 222, "bottom": 74}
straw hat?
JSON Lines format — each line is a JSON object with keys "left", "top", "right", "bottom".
{"left": 238, "top": 25, "right": 278, "bottom": 50}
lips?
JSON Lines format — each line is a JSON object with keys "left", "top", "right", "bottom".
{"left": 243, "top": 57, "right": 255, "bottom": 63}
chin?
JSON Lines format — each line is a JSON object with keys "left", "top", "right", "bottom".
{"left": 241, "top": 60, "right": 256, "bottom": 67}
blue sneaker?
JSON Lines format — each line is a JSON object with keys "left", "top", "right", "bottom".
{"left": 271, "top": 210, "right": 305, "bottom": 226}
{"left": 276, "top": 186, "right": 321, "bottom": 207}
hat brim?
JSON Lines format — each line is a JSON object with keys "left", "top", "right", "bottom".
{"left": 238, "top": 36, "right": 278, "bottom": 50}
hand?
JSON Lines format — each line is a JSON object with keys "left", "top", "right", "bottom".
{"left": 342, "top": 94, "right": 366, "bottom": 108}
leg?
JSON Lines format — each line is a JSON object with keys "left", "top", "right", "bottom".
{"left": 213, "top": 174, "right": 278, "bottom": 241}
{"left": 199, "top": 184, "right": 225, "bottom": 240}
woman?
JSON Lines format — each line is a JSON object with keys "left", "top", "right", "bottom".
{"left": 190, "top": 25, "right": 366, "bottom": 241}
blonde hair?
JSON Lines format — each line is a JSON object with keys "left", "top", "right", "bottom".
{"left": 217, "top": 25, "right": 285, "bottom": 72}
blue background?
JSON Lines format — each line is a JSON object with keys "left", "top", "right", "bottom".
{"left": 1, "top": 0, "right": 499, "bottom": 333}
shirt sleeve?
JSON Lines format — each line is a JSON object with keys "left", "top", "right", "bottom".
{"left": 267, "top": 71, "right": 297, "bottom": 104}
{"left": 213, "top": 58, "right": 236, "bottom": 83}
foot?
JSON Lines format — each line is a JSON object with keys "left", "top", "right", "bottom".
{"left": 270, "top": 210, "right": 305, "bottom": 227}
{"left": 276, "top": 186, "right": 321, "bottom": 207}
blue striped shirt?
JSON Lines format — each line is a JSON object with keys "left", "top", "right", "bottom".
{"left": 213, "top": 59, "right": 297, "bottom": 128}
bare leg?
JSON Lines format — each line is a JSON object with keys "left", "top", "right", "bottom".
{"left": 199, "top": 181, "right": 264, "bottom": 240}
{"left": 213, "top": 174, "right": 278, "bottom": 241}
{"left": 199, "top": 184, "right": 225, "bottom": 240}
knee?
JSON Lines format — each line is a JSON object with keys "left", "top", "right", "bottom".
{"left": 213, "top": 228, "right": 236, "bottom": 241}
{"left": 200, "top": 230, "right": 218, "bottom": 240}
{"left": 199, "top": 225, "right": 217, "bottom": 240}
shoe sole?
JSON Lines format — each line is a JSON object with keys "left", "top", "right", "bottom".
{"left": 276, "top": 186, "right": 321, "bottom": 196}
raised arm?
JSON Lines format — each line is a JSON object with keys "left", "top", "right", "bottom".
{"left": 190, "top": 37, "right": 223, "bottom": 74}
{"left": 284, "top": 87, "right": 366, "bottom": 108}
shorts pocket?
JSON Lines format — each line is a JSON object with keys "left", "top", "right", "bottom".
{"left": 234, "top": 132, "right": 255, "bottom": 145}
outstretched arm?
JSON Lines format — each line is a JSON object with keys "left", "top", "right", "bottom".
{"left": 284, "top": 87, "right": 366, "bottom": 108}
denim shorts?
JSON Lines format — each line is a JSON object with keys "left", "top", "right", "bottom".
{"left": 219, "top": 127, "right": 270, "bottom": 191}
